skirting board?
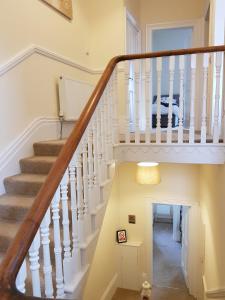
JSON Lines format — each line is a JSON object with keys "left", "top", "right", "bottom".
{"left": 0, "top": 117, "right": 60, "bottom": 195}
{"left": 203, "top": 276, "right": 225, "bottom": 299}
{"left": 100, "top": 273, "right": 119, "bottom": 300}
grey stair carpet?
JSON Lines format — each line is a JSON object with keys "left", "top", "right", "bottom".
{"left": 0, "top": 139, "right": 65, "bottom": 266}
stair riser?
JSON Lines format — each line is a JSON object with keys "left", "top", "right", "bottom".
{"left": 20, "top": 160, "right": 54, "bottom": 175}
{"left": 0, "top": 206, "right": 29, "bottom": 222}
{"left": 33, "top": 144, "right": 63, "bottom": 156}
{"left": 0, "top": 236, "right": 14, "bottom": 252}
{"left": 4, "top": 180, "right": 43, "bottom": 196}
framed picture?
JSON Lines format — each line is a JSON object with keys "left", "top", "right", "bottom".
{"left": 116, "top": 230, "right": 127, "bottom": 243}
{"left": 42, "top": 0, "right": 73, "bottom": 20}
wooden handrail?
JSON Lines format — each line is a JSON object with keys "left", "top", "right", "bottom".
{"left": 0, "top": 44, "right": 225, "bottom": 298}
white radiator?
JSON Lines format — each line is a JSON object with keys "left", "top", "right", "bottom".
{"left": 59, "top": 75, "right": 94, "bottom": 121}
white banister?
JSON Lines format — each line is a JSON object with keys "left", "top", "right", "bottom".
{"left": 134, "top": 60, "right": 141, "bottom": 143}
{"left": 201, "top": 53, "right": 209, "bottom": 143}
{"left": 29, "top": 230, "right": 41, "bottom": 297}
{"left": 189, "top": 54, "right": 197, "bottom": 144}
{"left": 112, "top": 67, "right": 119, "bottom": 144}
{"left": 167, "top": 56, "right": 175, "bottom": 144}
{"left": 178, "top": 55, "right": 185, "bottom": 144}
{"left": 40, "top": 208, "right": 53, "bottom": 298}
{"left": 156, "top": 57, "right": 162, "bottom": 143}
{"left": 145, "top": 59, "right": 152, "bottom": 143}
{"left": 213, "top": 52, "right": 223, "bottom": 143}
{"left": 125, "top": 61, "right": 130, "bottom": 143}
{"left": 16, "top": 260, "right": 27, "bottom": 294}
{"left": 51, "top": 188, "right": 65, "bottom": 298}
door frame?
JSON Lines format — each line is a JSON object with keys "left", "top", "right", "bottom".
{"left": 144, "top": 197, "right": 203, "bottom": 299}
{"left": 146, "top": 19, "right": 204, "bottom": 52}
{"left": 125, "top": 8, "right": 141, "bottom": 54}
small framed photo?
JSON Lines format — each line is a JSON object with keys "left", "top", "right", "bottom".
{"left": 116, "top": 230, "right": 127, "bottom": 243}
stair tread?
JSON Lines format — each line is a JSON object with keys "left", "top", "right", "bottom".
{"left": 0, "top": 221, "right": 21, "bottom": 238}
{"left": 5, "top": 173, "right": 47, "bottom": 183}
{"left": 0, "top": 194, "right": 34, "bottom": 208}
{"left": 20, "top": 156, "right": 57, "bottom": 163}
{"left": 34, "top": 139, "right": 66, "bottom": 146}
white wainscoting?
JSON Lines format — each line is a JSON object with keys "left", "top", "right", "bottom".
{"left": 0, "top": 117, "right": 60, "bottom": 195}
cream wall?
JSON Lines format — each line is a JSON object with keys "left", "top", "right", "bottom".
{"left": 200, "top": 165, "right": 225, "bottom": 292}
{"left": 0, "top": 0, "right": 90, "bottom": 66}
{"left": 83, "top": 173, "right": 120, "bottom": 300}
{"left": 86, "top": 0, "right": 126, "bottom": 70}
{"left": 124, "top": 0, "right": 140, "bottom": 25}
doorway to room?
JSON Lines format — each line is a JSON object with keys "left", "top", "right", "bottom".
{"left": 152, "top": 203, "right": 194, "bottom": 299}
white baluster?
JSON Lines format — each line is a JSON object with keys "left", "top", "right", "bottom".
{"left": 76, "top": 149, "right": 86, "bottom": 245}
{"left": 60, "top": 170, "right": 71, "bottom": 260}
{"left": 213, "top": 52, "right": 223, "bottom": 143}
{"left": 16, "top": 260, "right": 27, "bottom": 294}
{"left": 178, "top": 55, "right": 185, "bottom": 144}
{"left": 189, "top": 54, "right": 197, "bottom": 144}
{"left": 134, "top": 60, "right": 141, "bottom": 143}
{"left": 108, "top": 78, "right": 114, "bottom": 160}
{"left": 112, "top": 67, "right": 119, "bottom": 144}
{"left": 82, "top": 135, "right": 91, "bottom": 237}
{"left": 40, "top": 208, "right": 53, "bottom": 298}
{"left": 69, "top": 155, "right": 81, "bottom": 273}
{"left": 201, "top": 53, "right": 209, "bottom": 143}
{"left": 167, "top": 56, "right": 175, "bottom": 144}
{"left": 125, "top": 61, "right": 130, "bottom": 143}
{"left": 105, "top": 86, "right": 110, "bottom": 162}
{"left": 97, "top": 107, "right": 103, "bottom": 183}
{"left": 145, "top": 59, "right": 151, "bottom": 143}
{"left": 156, "top": 57, "right": 162, "bottom": 143}
{"left": 100, "top": 98, "right": 107, "bottom": 181}
{"left": 93, "top": 115, "right": 101, "bottom": 209}
{"left": 51, "top": 188, "right": 65, "bottom": 298}
{"left": 29, "top": 230, "right": 41, "bottom": 297}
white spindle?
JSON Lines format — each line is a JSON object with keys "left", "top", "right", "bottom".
{"left": 51, "top": 188, "right": 65, "bottom": 298}
{"left": 104, "top": 88, "right": 110, "bottom": 162}
{"left": 189, "top": 54, "right": 197, "bottom": 144}
{"left": 156, "top": 57, "right": 162, "bottom": 143}
{"left": 60, "top": 170, "right": 71, "bottom": 261}
{"left": 100, "top": 98, "right": 107, "bottom": 181}
{"left": 178, "top": 55, "right": 185, "bottom": 144}
{"left": 76, "top": 149, "right": 86, "bottom": 245}
{"left": 201, "top": 53, "right": 209, "bottom": 143}
{"left": 40, "top": 208, "right": 53, "bottom": 298}
{"left": 82, "top": 135, "right": 91, "bottom": 237}
{"left": 134, "top": 60, "right": 141, "bottom": 143}
{"left": 93, "top": 115, "right": 101, "bottom": 209}
{"left": 145, "top": 59, "right": 151, "bottom": 143}
{"left": 108, "top": 78, "right": 114, "bottom": 160}
{"left": 16, "top": 260, "right": 27, "bottom": 294}
{"left": 112, "top": 67, "right": 119, "bottom": 144}
{"left": 125, "top": 61, "right": 130, "bottom": 143}
{"left": 29, "top": 230, "right": 41, "bottom": 297}
{"left": 97, "top": 107, "right": 103, "bottom": 184}
{"left": 167, "top": 56, "right": 175, "bottom": 144}
{"left": 213, "top": 52, "right": 223, "bottom": 143}
{"left": 69, "top": 155, "right": 81, "bottom": 273}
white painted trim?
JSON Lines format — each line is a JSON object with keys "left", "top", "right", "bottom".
{"left": 146, "top": 18, "right": 204, "bottom": 52}
{"left": 203, "top": 276, "right": 225, "bottom": 298}
{"left": 144, "top": 198, "right": 202, "bottom": 298}
{"left": 100, "top": 273, "right": 119, "bottom": 300}
{"left": 0, "top": 117, "right": 58, "bottom": 172}
{"left": 0, "top": 44, "right": 103, "bottom": 77}
{"left": 0, "top": 117, "right": 61, "bottom": 194}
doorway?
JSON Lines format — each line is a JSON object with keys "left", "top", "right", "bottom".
{"left": 152, "top": 203, "right": 194, "bottom": 299}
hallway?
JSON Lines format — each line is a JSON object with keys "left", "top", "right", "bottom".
{"left": 153, "top": 222, "right": 195, "bottom": 299}
{"left": 112, "top": 222, "right": 195, "bottom": 300}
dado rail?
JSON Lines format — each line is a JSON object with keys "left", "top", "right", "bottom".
{"left": 0, "top": 45, "right": 225, "bottom": 299}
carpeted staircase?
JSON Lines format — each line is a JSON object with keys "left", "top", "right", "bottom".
{"left": 0, "top": 139, "right": 66, "bottom": 264}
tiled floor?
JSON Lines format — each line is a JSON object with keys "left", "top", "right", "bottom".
{"left": 112, "top": 222, "right": 195, "bottom": 300}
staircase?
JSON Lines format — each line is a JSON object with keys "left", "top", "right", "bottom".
{"left": 0, "top": 140, "right": 65, "bottom": 264}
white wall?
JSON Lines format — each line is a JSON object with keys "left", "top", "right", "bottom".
{"left": 83, "top": 174, "right": 120, "bottom": 300}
